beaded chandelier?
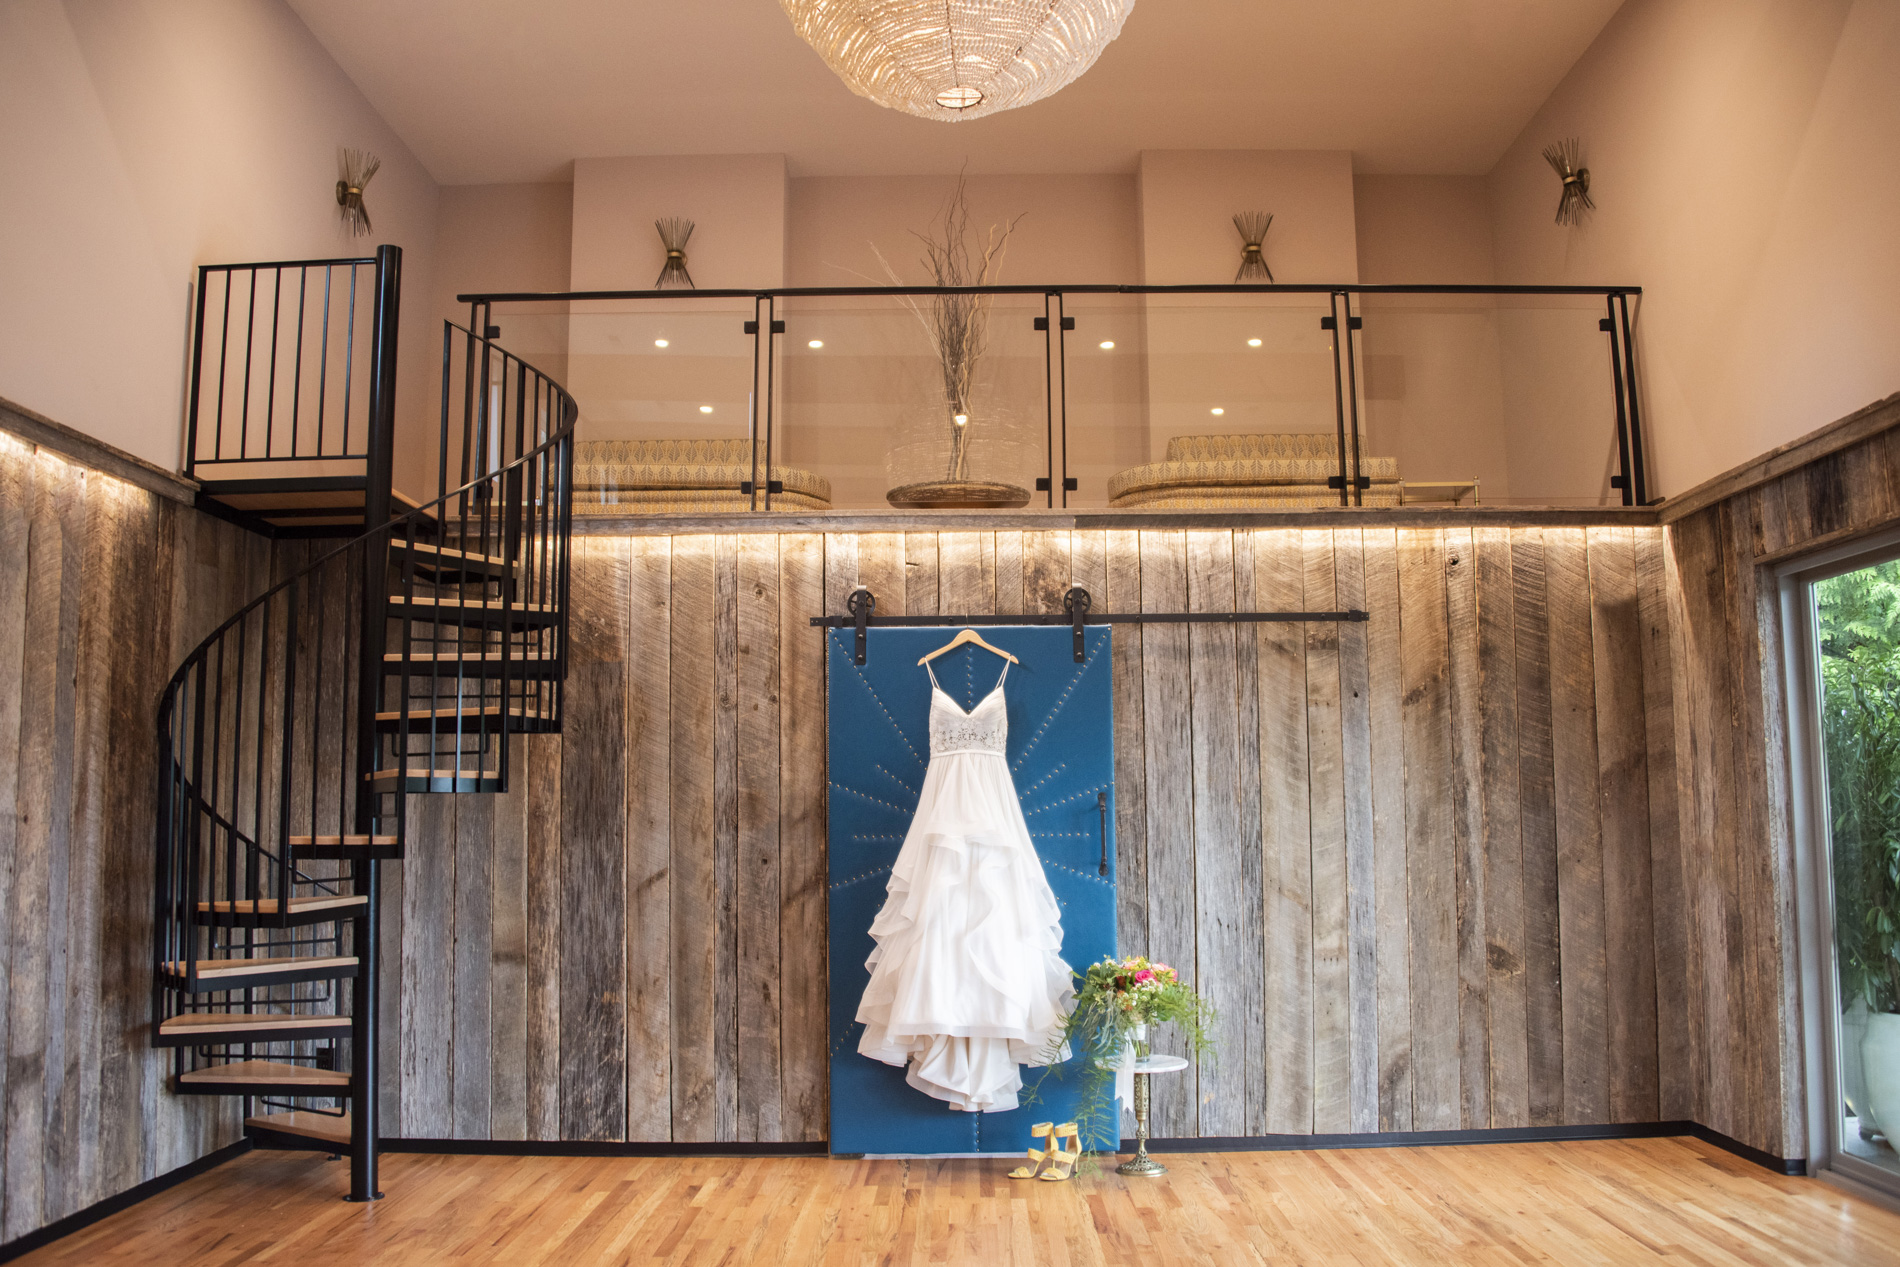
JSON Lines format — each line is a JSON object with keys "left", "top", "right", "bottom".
{"left": 781, "top": 0, "right": 1137, "bottom": 122}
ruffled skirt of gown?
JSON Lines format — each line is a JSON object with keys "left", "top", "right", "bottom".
{"left": 855, "top": 751, "right": 1074, "bottom": 1112}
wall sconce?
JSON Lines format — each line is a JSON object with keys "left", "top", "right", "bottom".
{"left": 655, "top": 218, "right": 696, "bottom": 289}
{"left": 1542, "top": 139, "right": 1593, "bottom": 226}
{"left": 1234, "top": 211, "right": 1274, "bottom": 282}
{"left": 336, "top": 149, "right": 380, "bottom": 236}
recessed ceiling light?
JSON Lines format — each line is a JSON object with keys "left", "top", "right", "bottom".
{"left": 1247, "top": 338, "right": 1262, "bottom": 347}
{"left": 1099, "top": 340, "right": 1115, "bottom": 349}
{"left": 654, "top": 339, "right": 669, "bottom": 348}
{"left": 699, "top": 405, "right": 713, "bottom": 413}
{"left": 808, "top": 339, "right": 824, "bottom": 349}
{"left": 1211, "top": 407, "right": 1225, "bottom": 415}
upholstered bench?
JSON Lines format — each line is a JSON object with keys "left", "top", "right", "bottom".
{"left": 572, "top": 438, "right": 832, "bottom": 514}
{"left": 1107, "top": 433, "right": 1402, "bottom": 509}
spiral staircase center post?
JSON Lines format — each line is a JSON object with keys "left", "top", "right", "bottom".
{"left": 347, "top": 242, "right": 400, "bottom": 1201}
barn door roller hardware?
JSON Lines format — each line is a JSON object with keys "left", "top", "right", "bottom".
{"left": 815, "top": 587, "right": 1370, "bottom": 664}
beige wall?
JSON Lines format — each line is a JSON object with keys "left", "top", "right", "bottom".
{"left": 785, "top": 174, "right": 1140, "bottom": 288}
{"left": 0, "top": 0, "right": 442, "bottom": 472}
{"left": 570, "top": 154, "right": 787, "bottom": 292}
{"left": 1354, "top": 176, "right": 1495, "bottom": 285}
{"left": 430, "top": 183, "right": 573, "bottom": 335}
{"left": 1487, "top": 0, "right": 1900, "bottom": 499}
{"left": 1137, "top": 150, "right": 1359, "bottom": 286}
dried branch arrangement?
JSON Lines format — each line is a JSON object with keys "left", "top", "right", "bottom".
{"left": 336, "top": 149, "right": 381, "bottom": 237}
{"left": 875, "top": 176, "right": 1022, "bottom": 482}
{"left": 1233, "top": 211, "right": 1274, "bottom": 282}
{"left": 655, "top": 218, "right": 696, "bottom": 289}
{"left": 1542, "top": 138, "right": 1594, "bottom": 227}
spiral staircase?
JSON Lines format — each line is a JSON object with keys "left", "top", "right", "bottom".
{"left": 153, "top": 247, "right": 577, "bottom": 1200}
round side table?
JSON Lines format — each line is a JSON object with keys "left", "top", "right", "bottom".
{"left": 1099, "top": 1054, "right": 1188, "bottom": 1176}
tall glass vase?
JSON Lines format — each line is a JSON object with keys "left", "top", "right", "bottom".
{"left": 1126, "top": 1020, "right": 1151, "bottom": 1064}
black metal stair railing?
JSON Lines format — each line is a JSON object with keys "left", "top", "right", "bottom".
{"left": 152, "top": 320, "right": 576, "bottom": 1199}
{"left": 186, "top": 255, "right": 383, "bottom": 475}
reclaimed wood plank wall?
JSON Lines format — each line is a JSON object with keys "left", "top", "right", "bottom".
{"left": 0, "top": 434, "right": 268, "bottom": 1241}
{"left": 22, "top": 397, "right": 1900, "bottom": 1238}
{"left": 11, "top": 401, "right": 1849, "bottom": 1234}
{"left": 390, "top": 524, "right": 1683, "bottom": 1146}
{"left": 1659, "top": 405, "right": 1900, "bottom": 1162}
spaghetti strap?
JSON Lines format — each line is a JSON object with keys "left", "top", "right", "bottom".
{"left": 924, "top": 662, "right": 942, "bottom": 691}
{"left": 994, "top": 660, "right": 1010, "bottom": 690}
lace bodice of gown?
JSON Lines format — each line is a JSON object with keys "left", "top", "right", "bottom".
{"left": 926, "top": 662, "right": 1009, "bottom": 757}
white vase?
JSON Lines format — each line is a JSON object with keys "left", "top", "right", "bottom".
{"left": 1842, "top": 994, "right": 1874, "bottom": 1135}
{"left": 1860, "top": 1011, "right": 1900, "bottom": 1141}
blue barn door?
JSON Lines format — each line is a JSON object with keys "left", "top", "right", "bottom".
{"left": 826, "top": 625, "right": 1116, "bottom": 1155}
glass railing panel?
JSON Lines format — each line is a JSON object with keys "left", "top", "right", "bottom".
{"left": 480, "top": 300, "right": 571, "bottom": 395}
{"left": 1355, "top": 293, "right": 1620, "bottom": 507}
{"left": 775, "top": 293, "right": 1049, "bottom": 511}
{"left": 1062, "top": 294, "right": 1342, "bottom": 510}
{"left": 539, "top": 298, "right": 760, "bottom": 514}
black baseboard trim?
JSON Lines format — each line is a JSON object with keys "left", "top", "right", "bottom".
{"left": 0, "top": 1138, "right": 252, "bottom": 1264}
{"left": 1681, "top": 1122, "right": 1808, "bottom": 1176}
{"left": 382, "top": 1137, "right": 830, "bottom": 1158}
{"left": 1138, "top": 1121, "right": 1805, "bottom": 1175}
{"left": 374, "top": 1121, "right": 1799, "bottom": 1174}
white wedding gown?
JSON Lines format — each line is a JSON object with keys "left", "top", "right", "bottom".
{"left": 855, "top": 660, "right": 1074, "bottom": 1112}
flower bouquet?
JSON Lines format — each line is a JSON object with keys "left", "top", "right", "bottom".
{"left": 1027, "top": 955, "right": 1216, "bottom": 1154}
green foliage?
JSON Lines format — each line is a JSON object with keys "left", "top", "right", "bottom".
{"left": 1818, "top": 561, "right": 1900, "bottom": 1014}
{"left": 1023, "top": 956, "right": 1216, "bottom": 1155}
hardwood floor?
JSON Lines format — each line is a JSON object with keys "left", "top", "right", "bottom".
{"left": 19, "top": 1137, "right": 1900, "bottom": 1265}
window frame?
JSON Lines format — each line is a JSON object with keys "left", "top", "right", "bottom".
{"left": 1779, "top": 524, "right": 1900, "bottom": 1195}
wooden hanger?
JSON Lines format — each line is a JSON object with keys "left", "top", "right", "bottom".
{"left": 917, "top": 628, "right": 1019, "bottom": 666}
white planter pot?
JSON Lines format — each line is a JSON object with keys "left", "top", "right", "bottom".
{"left": 1842, "top": 995, "right": 1873, "bottom": 1134}
{"left": 1860, "top": 1011, "right": 1900, "bottom": 1141}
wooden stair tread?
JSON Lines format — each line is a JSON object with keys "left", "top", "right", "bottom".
{"left": 388, "top": 596, "right": 553, "bottom": 613}
{"left": 160, "top": 1012, "right": 350, "bottom": 1035}
{"left": 246, "top": 1110, "right": 351, "bottom": 1147}
{"left": 389, "top": 540, "right": 515, "bottom": 571}
{"left": 384, "top": 650, "right": 555, "bottom": 663}
{"left": 164, "top": 955, "right": 356, "bottom": 978}
{"left": 376, "top": 704, "right": 549, "bottom": 721}
{"left": 195, "top": 895, "right": 365, "bottom": 915}
{"left": 288, "top": 834, "right": 397, "bottom": 846}
{"left": 181, "top": 1060, "right": 350, "bottom": 1089}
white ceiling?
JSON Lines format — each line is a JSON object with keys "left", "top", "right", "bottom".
{"left": 286, "top": 0, "right": 1626, "bottom": 186}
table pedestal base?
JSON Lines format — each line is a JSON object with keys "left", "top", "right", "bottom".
{"left": 1116, "top": 1069, "right": 1167, "bottom": 1177}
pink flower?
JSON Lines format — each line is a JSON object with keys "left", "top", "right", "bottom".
{"left": 1133, "top": 969, "right": 1155, "bottom": 983}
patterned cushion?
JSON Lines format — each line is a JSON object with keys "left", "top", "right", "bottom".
{"left": 1109, "top": 433, "right": 1398, "bottom": 503}
{"left": 573, "top": 438, "right": 831, "bottom": 506}
{"left": 573, "top": 487, "right": 831, "bottom": 515}
{"left": 1166, "top": 432, "right": 1346, "bottom": 461}
{"left": 1109, "top": 483, "right": 1403, "bottom": 510}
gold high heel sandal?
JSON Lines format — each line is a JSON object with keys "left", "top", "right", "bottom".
{"left": 1039, "top": 1122, "right": 1081, "bottom": 1181}
{"left": 1008, "top": 1122, "right": 1055, "bottom": 1179}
